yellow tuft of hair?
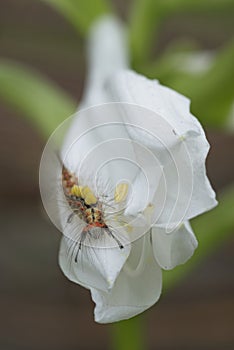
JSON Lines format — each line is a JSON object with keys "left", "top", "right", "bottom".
{"left": 80, "top": 186, "right": 92, "bottom": 198}
{"left": 84, "top": 193, "right": 97, "bottom": 205}
{"left": 71, "top": 185, "right": 82, "bottom": 197}
{"left": 115, "top": 183, "right": 129, "bottom": 203}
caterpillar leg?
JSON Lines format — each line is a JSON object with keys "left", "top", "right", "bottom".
{"left": 67, "top": 212, "right": 75, "bottom": 223}
{"left": 67, "top": 209, "right": 80, "bottom": 223}
{"left": 74, "top": 231, "right": 87, "bottom": 262}
{"left": 105, "top": 228, "right": 124, "bottom": 249}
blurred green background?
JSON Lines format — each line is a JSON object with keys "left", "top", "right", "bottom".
{"left": 0, "top": 0, "right": 234, "bottom": 349}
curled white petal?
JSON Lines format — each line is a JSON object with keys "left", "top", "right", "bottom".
{"left": 59, "top": 236, "right": 131, "bottom": 292}
{"left": 151, "top": 129, "right": 217, "bottom": 228}
{"left": 107, "top": 69, "right": 217, "bottom": 226}
{"left": 90, "top": 232, "right": 162, "bottom": 323}
{"left": 152, "top": 221, "right": 198, "bottom": 270}
{"left": 107, "top": 69, "right": 200, "bottom": 138}
{"left": 178, "top": 128, "right": 217, "bottom": 220}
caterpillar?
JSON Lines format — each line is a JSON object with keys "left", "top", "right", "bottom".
{"left": 61, "top": 163, "right": 124, "bottom": 259}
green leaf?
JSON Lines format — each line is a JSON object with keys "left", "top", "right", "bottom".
{"left": 163, "top": 185, "right": 234, "bottom": 290}
{"left": 39, "top": 0, "right": 111, "bottom": 36}
{"left": 129, "top": 0, "right": 234, "bottom": 67}
{"left": 138, "top": 40, "right": 201, "bottom": 81}
{"left": 167, "top": 42, "right": 234, "bottom": 127}
{"left": 0, "top": 59, "right": 76, "bottom": 137}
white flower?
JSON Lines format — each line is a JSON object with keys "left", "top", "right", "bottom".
{"left": 39, "top": 16, "right": 217, "bottom": 323}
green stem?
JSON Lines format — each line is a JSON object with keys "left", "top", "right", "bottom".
{"left": 111, "top": 315, "right": 146, "bottom": 350}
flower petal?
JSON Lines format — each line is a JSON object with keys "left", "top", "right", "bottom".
{"left": 61, "top": 105, "right": 142, "bottom": 199}
{"left": 151, "top": 221, "right": 198, "bottom": 270}
{"left": 90, "top": 232, "right": 162, "bottom": 323}
{"left": 178, "top": 130, "right": 217, "bottom": 220}
{"left": 82, "top": 16, "right": 128, "bottom": 106}
{"left": 107, "top": 69, "right": 200, "bottom": 142}
{"left": 107, "top": 70, "right": 217, "bottom": 225}
{"left": 59, "top": 235, "right": 131, "bottom": 292}
{"left": 151, "top": 129, "right": 217, "bottom": 228}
